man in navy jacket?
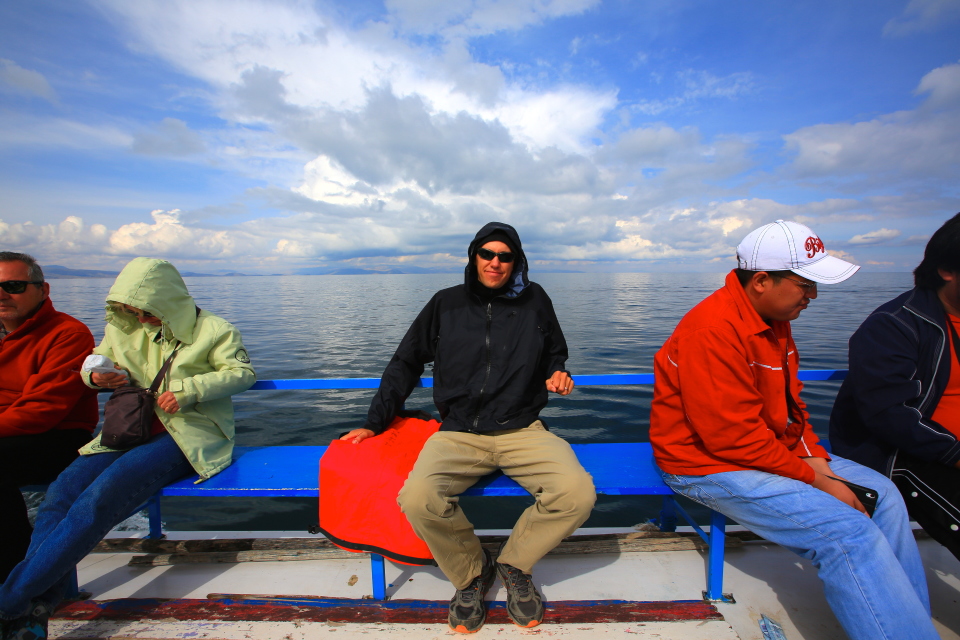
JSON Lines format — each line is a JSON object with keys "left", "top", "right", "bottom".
{"left": 831, "top": 212, "right": 960, "bottom": 560}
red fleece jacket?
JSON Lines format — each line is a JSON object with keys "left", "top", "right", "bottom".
{"left": 0, "top": 298, "right": 99, "bottom": 437}
{"left": 650, "top": 270, "right": 830, "bottom": 485}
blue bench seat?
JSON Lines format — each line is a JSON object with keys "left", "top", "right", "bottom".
{"left": 151, "top": 442, "right": 730, "bottom": 602}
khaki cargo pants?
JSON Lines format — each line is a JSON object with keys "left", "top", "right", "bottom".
{"left": 397, "top": 421, "right": 596, "bottom": 589}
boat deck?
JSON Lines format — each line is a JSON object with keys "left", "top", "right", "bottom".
{"left": 50, "top": 528, "right": 960, "bottom": 640}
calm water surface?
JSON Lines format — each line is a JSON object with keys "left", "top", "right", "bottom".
{"left": 49, "top": 271, "right": 914, "bottom": 530}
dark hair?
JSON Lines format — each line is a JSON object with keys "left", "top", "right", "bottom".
{"left": 0, "top": 251, "right": 44, "bottom": 282}
{"left": 734, "top": 268, "right": 790, "bottom": 286}
{"left": 914, "top": 213, "right": 960, "bottom": 290}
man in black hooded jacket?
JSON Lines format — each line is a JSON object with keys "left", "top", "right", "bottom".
{"left": 342, "top": 222, "right": 596, "bottom": 633}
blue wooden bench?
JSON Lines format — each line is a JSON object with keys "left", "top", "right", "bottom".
{"left": 152, "top": 442, "right": 727, "bottom": 601}
{"left": 140, "top": 369, "right": 848, "bottom": 603}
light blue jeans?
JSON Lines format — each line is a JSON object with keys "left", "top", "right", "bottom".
{"left": 660, "top": 455, "right": 937, "bottom": 640}
{"left": 0, "top": 432, "right": 193, "bottom": 619}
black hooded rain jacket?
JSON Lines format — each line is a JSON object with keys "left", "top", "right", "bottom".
{"left": 362, "top": 222, "right": 569, "bottom": 434}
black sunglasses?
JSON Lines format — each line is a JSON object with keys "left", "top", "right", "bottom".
{"left": 0, "top": 280, "right": 43, "bottom": 294}
{"left": 477, "top": 248, "right": 515, "bottom": 263}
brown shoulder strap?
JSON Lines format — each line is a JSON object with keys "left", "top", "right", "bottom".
{"left": 149, "top": 342, "right": 181, "bottom": 393}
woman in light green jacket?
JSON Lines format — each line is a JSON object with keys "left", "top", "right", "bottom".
{"left": 0, "top": 258, "right": 255, "bottom": 639}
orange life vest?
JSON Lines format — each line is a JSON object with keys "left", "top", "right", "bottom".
{"left": 317, "top": 416, "right": 441, "bottom": 565}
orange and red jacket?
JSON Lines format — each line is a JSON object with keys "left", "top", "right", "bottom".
{"left": 318, "top": 416, "right": 441, "bottom": 565}
{"left": 650, "top": 270, "right": 830, "bottom": 484}
{"left": 0, "top": 298, "right": 99, "bottom": 437}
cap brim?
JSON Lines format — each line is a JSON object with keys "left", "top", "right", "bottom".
{"left": 792, "top": 254, "right": 860, "bottom": 284}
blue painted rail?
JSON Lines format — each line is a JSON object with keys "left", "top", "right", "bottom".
{"left": 145, "top": 369, "right": 847, "bottom": 603}
{"left": 249, "top": 370, "right": 847, "bottom": 390}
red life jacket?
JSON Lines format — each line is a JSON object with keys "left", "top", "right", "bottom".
{"left": 317, "top": 416, "right": 441, "bottom": 565}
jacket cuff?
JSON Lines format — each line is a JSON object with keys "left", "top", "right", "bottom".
{"left": 81, "top": 370, "right": 99, "bottom": 389}
{"left": 168, "top": 379, "right": 198, "bottom": 408}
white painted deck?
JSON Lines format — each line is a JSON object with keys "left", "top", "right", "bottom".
{"left": 54, "top": 529, "right": 960, "bottom": 640}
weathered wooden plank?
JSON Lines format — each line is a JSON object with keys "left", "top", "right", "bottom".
{"left": 122, "top": 532, "right": 745, "bottom": 566}
{"left": 54, "top": 596, "right": 724, "bottom": 624}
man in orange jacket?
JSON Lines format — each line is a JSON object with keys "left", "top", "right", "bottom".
{"left": 0, "top": 252, "right": 98, "bottom": 582}
{"left": 650, "top": 221, "right": 938, "bottom": 640}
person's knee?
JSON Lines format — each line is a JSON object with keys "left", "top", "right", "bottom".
{"left": 398, "top": 476, "right": 447, "bottom": 518}
{"left": 548, "top": 472, "right": 597, "bottom": 516}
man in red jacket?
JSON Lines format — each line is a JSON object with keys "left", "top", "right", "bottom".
{"left": 650, "top": 221, "right": 938, "bottom": 640}
{"left": 0, "top": 252, "right": 98, "bottom": 582}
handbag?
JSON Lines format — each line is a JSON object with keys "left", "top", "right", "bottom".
{"left": 101, "top": 343, "right": 181, "bottom": 449}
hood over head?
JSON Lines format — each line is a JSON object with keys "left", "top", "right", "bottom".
{"left": 465, "top": 222, "right": 529, "bottom": 298}
{"left": 104, "top": 258, "right": 198, "bottom": 343}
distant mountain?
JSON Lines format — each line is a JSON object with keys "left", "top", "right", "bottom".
{"left": 293, "top": 266, "right": 460, "bottom": 276}
{"left": 43, "top": 265, "right": 119, "bottom": 279}
{"left": 179, "top": 271, "right": 250, "bottom": 277}
{"left": 43, "top": 265, "right": 250, "bottom": 278}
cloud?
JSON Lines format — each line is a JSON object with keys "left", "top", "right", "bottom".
{"left": 849, "top": 228, "right": 901, "bottom": 245}
{"left": 0, "top": 59, "right": 57, "bottom": 102}
{"left": 0, "top": 115, "right": 132, "bottom": 150}
{"left": 384, "top": 0, "right": 600, "bottom": 37}
{"left": 94, "top": 0, "right": 615, "bottom": 154}
{"left": 130, "top": 118, "right": 206, "bottom": 156}
{"left": 883, "top": 0, "right": 960, "bottom": 37}
{"left": 633, "top": 69, "right": 755, "bottom": 115}
{"left": 783, "top": 61, "right": 960, "bottom": 184}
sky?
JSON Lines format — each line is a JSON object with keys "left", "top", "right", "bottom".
{"left": 1, "top": 0, "right": 959, "bottom": 274}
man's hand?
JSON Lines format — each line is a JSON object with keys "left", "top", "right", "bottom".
{"left": 546, "top": 371, "right": 574, "bottom": 396}
{"left": 803, "top": 457, "right": 868, "bottom": 516}
{"left": 340, "top": 428, "right": 375, "bottom": 444}
{"left": 91, "top": 369, "right": 128, "bottom": 389}
{"left": 157, "top": 391, "right": 180, "bottom": 414}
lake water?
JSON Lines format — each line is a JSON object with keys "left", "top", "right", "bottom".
{"left": 47, "top": 270, "right": 915, "bottom": 531}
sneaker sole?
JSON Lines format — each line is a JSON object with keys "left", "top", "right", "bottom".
{"left": 508, "top": 615, "right": 543, "bottom": 628}
{"left": 449, "top": 622, "right": 483, "bottom": 634}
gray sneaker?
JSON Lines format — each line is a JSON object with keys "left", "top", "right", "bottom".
{"left": 496, "top": 562, "right": 544, "bottom": 628}
{"left": 448, "top": 549, "right": 495, "bottom": 634}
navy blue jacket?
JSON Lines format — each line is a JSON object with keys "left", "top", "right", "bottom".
{"left": 830, "top": 286, "right": 960, "bottom": 475}
{"left": 363, "top": 223, "right": 569, "bottom": 434}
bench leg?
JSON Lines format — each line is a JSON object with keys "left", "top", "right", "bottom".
{"left": 371, "top": 554, "right": 386, "bottom": 601}
{"left": 147, "top": 494, "right": 164, "bottom": 539}
{"left": 658, "top": 495, "right": 678, "bottom": 532}
{"left": 703, "top": 510, "right": 734, "bottom": 603}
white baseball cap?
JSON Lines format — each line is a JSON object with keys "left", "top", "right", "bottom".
{"left": 736, "top": 220, "right": 860, "bottom": 284}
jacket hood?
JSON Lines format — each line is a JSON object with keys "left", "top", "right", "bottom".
{"left": 465, "top": 221, "right": 529, "bottom": 298}
{"left": 104, "top": 258, "right": 198, "bottom": 343}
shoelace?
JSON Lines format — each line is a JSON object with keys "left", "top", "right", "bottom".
{"left": 503, "top": 566, "right": 532, "bottom": 597}
{"left": 458, "top": 575, "right": 485, "bottom": 603}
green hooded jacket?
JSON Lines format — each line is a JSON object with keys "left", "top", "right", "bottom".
{"left": 80, "top": 258, "right": 256, "bottom": 481}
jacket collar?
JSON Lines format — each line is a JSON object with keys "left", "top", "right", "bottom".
{"left": 901, "top": 286, "right": 949, "bottom": 329}
{"left": 723, "top": 270, "right": 780, "bottom": 337}
{"left": 1, "top": 297, "right": 55, "bottom": 341}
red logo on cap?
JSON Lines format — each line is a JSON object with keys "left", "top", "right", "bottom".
{"left": 805, "top": 236, "right": 825, "bottom": 258}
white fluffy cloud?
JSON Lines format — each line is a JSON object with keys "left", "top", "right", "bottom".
{"left": 849, "top": 228, "right": 902, "bottom": 245}
{"left": 784, "top": 62, "right": 960, "bottom": 183}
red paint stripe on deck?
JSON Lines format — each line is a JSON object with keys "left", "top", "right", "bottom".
{"left": 54, "top": 598, "right": 722, "bottom": 624}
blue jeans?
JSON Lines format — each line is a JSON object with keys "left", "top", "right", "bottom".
{"left": 0, "top": 432, "right": 192, "bottom": 619}
{"left": 660, "top": 455, "right": 937, "bottom": 640}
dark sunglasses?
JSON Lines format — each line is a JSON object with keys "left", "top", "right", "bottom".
{"left": 477, "top": 248, "right": 515, "bottom": 263}
{"left": 0, "top": 280, "right": 43, "bottom": 294}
